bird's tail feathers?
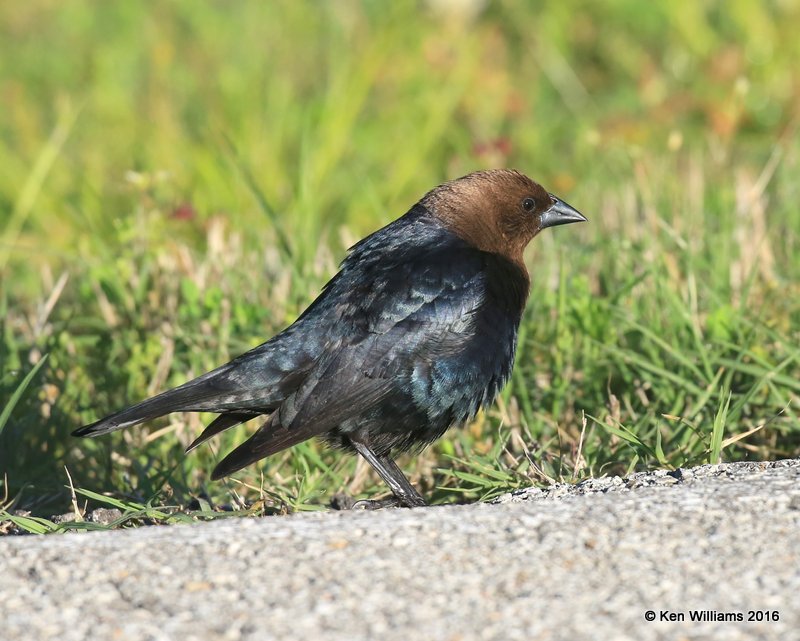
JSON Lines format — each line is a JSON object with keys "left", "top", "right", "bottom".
{"left": 185, "top": 412, "right": 256, "bottom": 453}
{"left": 211, "top": 415, "right": 322, "bottom": 480}
{"left": 72, "top": 368, "right": 242, "bottom": 438}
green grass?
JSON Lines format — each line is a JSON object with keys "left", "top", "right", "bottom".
{"left": 1, "top": 1, "right": 799, "bottom": 527}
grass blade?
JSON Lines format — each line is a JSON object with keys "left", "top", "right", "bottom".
{"left": 709, "top": 389, "right": 731, "bottom": 464}
{"left": 0, "top": 354, "right": 49, "bottom": 437}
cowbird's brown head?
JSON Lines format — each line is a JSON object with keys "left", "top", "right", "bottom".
{"left": 421, "top": 169, "right": 586, "bottom": 264}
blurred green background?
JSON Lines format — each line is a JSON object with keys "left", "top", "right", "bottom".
{"left": 2, "top": 1, "right": 799, "bottom": 520}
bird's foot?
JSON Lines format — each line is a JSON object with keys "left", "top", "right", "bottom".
{"left": 330, "top": 494, "right": 425, "bottom": 510}
{"left": 352, "top": 497, "right": 402, "bottom": 510}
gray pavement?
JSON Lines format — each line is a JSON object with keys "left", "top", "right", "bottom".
{"left": 3, "top": 459, "right": 799, "bottom": 641}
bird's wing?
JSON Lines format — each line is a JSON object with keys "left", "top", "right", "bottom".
{"left": 210, "top": 343, "right": 401, "bottom": 479}
{"left": 74, "top": 215, "right": 445, "bottom": 439}
{"left": 211, "top": 243, "right": 497, "bottom": 478}
{"left": 288, "top": 240, "right": 494, "bottom": 429}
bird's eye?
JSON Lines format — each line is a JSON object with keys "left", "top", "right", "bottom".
{"left": 522, "top": 197, "right": 535, "bottom": 212}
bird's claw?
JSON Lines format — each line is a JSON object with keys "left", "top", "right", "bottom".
{"left": 330, "top": 494, "right": 423, "bottom": 510}
{"left": 351, "top": 497, "right": 402, "bottom": 510}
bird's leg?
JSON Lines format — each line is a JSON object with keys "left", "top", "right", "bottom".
{"left": 348, "top": 434, "right": 427, "bottom": 508}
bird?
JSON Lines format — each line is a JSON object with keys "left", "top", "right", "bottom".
{"left": 74, "top": 169, "right": 586, "bottom": 508}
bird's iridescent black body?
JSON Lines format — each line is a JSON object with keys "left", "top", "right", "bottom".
{"left": 74, "top": 170, "right": 585, "bottom": 507}
{"left": 303, "top": 204, "right": 529, "bottom": 456}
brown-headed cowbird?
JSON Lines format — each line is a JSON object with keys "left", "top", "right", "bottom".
{"left": 74, "top": 170, "right": 586, "bottom": 508}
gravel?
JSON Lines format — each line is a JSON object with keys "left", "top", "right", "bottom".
{"left": 3, "top": 459, "right": 799, "bottom": 641}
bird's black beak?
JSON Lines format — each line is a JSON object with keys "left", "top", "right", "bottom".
{"left": 540, "top": 195, "right": 587, "bottom": 229}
